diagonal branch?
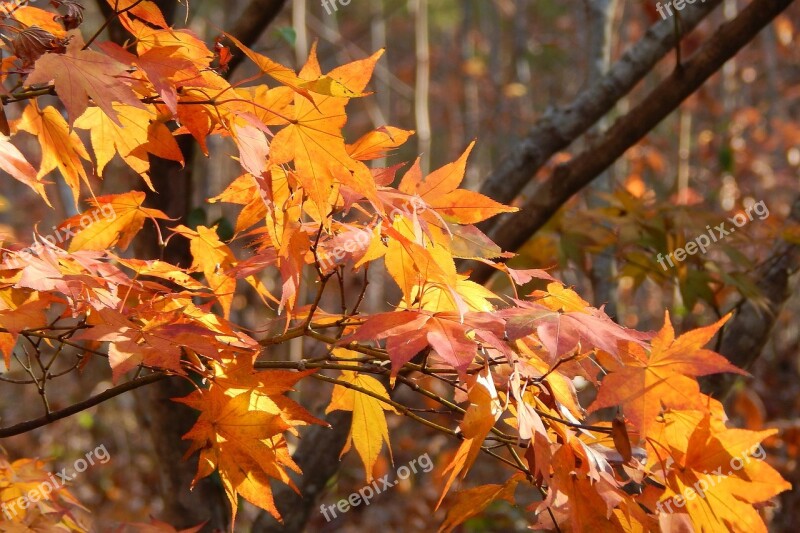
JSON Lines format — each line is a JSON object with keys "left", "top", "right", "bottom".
{"left": 477, "top": 0, "right": 722, "bottom": 216}
{"left": 469, "top": 0, "right": 796, "bottom": 284}
{"left": 0, "top": 373, "right": 166, "bottom": 438}
{"left": 225, "top": 0, "right": 290, "bottom": 77}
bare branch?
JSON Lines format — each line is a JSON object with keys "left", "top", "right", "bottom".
{"left": 470, "top": 0, "right": 796, "bottom": 284}
{"left": 477, "top": 0, "right": 722, "bottom": 218}
{"left": 225, "top": 0, "right": 289, "bottom": 77}
{"left": 0, "top": 373, "right": 166, "bottom": 438}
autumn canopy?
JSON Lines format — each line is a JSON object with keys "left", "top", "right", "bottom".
{"left": 0, "top": 0, "right": 791, "bottom": 531}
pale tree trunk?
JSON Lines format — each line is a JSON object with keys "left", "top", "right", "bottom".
{"left": 413, "top": 0, "right": 431, "bottom": 175}
{"left": 584, "top": 0, "right": 619, "bottom": 317}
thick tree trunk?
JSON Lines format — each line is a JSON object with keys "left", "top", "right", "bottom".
{"left": 131, "top": 141, "right": 232, "bottom": 529}
{"left": 117, "top": 0, "right": 290, "bottom": 527}
{"left": 251, "top": 411, "right": 353, "bottom": 532}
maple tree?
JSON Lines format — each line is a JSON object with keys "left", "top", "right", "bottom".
{"left": 0, "top": 1, "right": 793, "bottom": 531}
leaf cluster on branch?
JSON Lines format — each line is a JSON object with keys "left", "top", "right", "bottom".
{"left": 0, "top": 1, "right": 791, "bottom": 531}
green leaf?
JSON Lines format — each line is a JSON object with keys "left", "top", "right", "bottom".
{"left": 275, "top": 27, "right": 296, "bottom": 46}
{"left": 213, "top": 216, "right": 235, "bottom": 242}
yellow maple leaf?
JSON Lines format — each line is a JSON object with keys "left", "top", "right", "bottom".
{"left": 325, "top": 350, "right": 397, "bottom": 482}
{"left": 657, "top": 415, "right": 791, "bottom": 533}
{"left": 177, "top": 359, "right": 322, "bottom": 527}
{"left": 269, "top": 44, "right": 383, "bottom": 216}
{"left": 74, "top": 103, "right": 183, "bottom": 184}
{"left": 64, "top": 191, "right": 169, "bottom": 252}
{"left": 15, "top": 103, "right": 92, "bottom": 205}
{"left": 178, "top": 387, "right": 294, "bottom": 525}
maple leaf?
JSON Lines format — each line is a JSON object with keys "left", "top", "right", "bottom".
{"left": 0, "top": 136, "right": 50, "bottom": 205}
{"left": 231, "top": 122, "right": 270, "bottom": 178}
{"left": 129, "top": 24, "right": 212, "bottom": 67}
{"left": 656, "top": 415, "right": 790, "bottom": 533}
{"left": 588, "top": 312, "right": 747, "bottom": 435}
{"left": 438, "top": 474, "right": 522, "bottom": 533}
{"left": 383, "top": 215, "right": 459, "bottom": 307}
{"left": 325, "top": 350, "right": 398, "bottom": 482}
{"left": 346, "top": 310, "right": 480, "bottom": 377}
{"left": 0, "top": 298, "right": 49, "bottom": 368}
{"left": 177, "top": 360, "right": 321, "bottom": 526}
{"left": 225, "top": 32, "right": 366, "bottom": 100}
{"left": 76, "top": 307, "right": 233, "bottom": 381}
{"left": 97, "top": 42, "right": 205, "bottom": 115}
{"left": 538, "top": 445, "right": 629, "bottom": 532}
{"left": 209, "top": 172, "right": 270, "bottom": 233}
{"left": 62, "top": 191, "right": 169, "bottom": 252}
{"left": 211, "top": 358, "right": 324, "bottom": 430}
{"left": 114, "top": 257, "right": 205, "bottom": 290}
{"left": 26, "top": 36, "right": 145, "bottom": 126}
{"left": 346, "top": 126, "right": 414, "bottom": 161}
{"left": 446, "top": 223, "right": 512, "bottom": 261}
{"left": 502, "top": 296, "right": 651, "bottom": 364}
{"left": 172, "top": 225, "right": 237, "bottom": 318}
{"left": 177, "top": 386, "right": 295, "bottom": 525}
{"left": 14, "top": 103, "right": 91, "bottom": 204}
{"left": 269, "top": 44, "right": 384, "bottom": 216}
{"left": 109, "top": 0, "right": 169, "bottom": 31}
{"left": 399, "top": 142, "right": 517, "bottom": 224}
{"left": 74, "top": 103, "right": 183, "bottom": 184}
{"left": 11, "top": 6, "right": 69, "bottom": 37}
{"left": 0, "top": 453, "right": 88, "bottom": 527}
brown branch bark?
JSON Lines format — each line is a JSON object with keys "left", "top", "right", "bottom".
{"left": 469, "top": 0, "right": 796, "bottom": 284}
{"left": 226, "top": 0, "right": 290, "bottom": 76}
{"left": 476, "top": 0, "right": 722, "bottom": 215}
{"left": 0, "top": 373, "right": 166, "bottom": 438}
{"left": 251, "top": 411, "right": 352, "bottom": 532}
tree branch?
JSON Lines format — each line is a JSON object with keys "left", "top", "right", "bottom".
{"left": 225, "top": 0, "right": 289, "bottom": 77}
{"left": 476, "top": 0, "right": 722, "bottom": 215}
{"left": 469, "top": 0, "right": 796, "bottom": 284}
{"left": 0, "top": 372, "right": 166, "bottom": 438}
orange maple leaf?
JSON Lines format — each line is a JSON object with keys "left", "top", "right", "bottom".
{"left": 588, "top": 312, "right": 747, "bottom": 435}
{"left": 656, "top": 415, "right": 791, "bottom": 532}
{"left": 62, "top": 191, "right": 169, "bottom": 252}
{"left": 26, "top": 36, "right": 145, "bottom": 126}
{"left": 15, "top": 103, "right": 91, "bottom": 205}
